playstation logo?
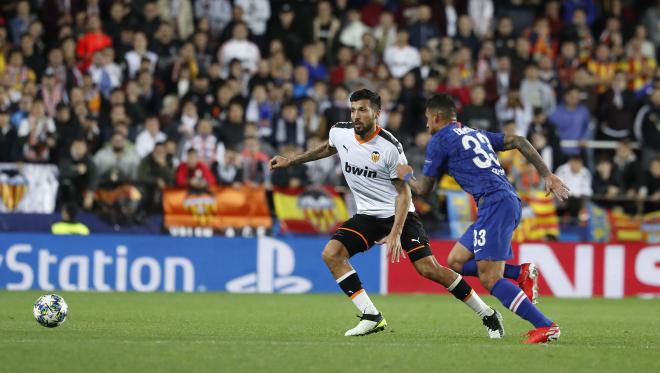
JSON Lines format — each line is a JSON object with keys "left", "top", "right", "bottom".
{"left": 226, "top": 237, "right": 312, "bottom": 293}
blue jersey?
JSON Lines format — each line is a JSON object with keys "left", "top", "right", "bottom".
{"left": 423, "top": 123, "right": 517, "bottom": 203}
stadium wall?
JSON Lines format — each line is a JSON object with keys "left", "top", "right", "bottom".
{"left": 1, "top": 234, "right": 658, "bottom": 298}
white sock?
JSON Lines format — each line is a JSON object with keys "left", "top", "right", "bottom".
{"left": 447, "top": 275, "right": 493, "bottom": 318}
{"left": 464, "top": 290, "right": 494, "bottom": 318}
{"left": 351, "top": 289, "right": 378, "bottom": 315}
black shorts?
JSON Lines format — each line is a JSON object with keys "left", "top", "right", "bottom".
{"left": 331, "top": 212, "right": 432, "bottom": 262}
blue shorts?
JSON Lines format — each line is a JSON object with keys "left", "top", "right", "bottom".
{"left": 458, "top": 191, "right": 522, "bottom": 261}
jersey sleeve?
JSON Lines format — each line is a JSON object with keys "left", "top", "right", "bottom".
{"left": 481, "top": 130, "right": 506, "bottom": 151}
{"left": 328, "top": 127, "right": 336, "bottom": 148}
{"left": 387, "top": 144, "right": 407, "bottom": 180}
{"left": 422, "top": 137, "right": 447, "bottom": 178}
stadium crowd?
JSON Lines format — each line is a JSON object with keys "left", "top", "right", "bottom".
{"left": 0, "top": 0, "right": 659, "bottom": 225}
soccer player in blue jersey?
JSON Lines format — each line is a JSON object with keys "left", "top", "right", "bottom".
{"left": 397, "top": 93, "right": 570, "bottom": 344}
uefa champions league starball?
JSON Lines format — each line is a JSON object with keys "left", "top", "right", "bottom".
{"left": 33, "top": 294, "right": 68, "bottom": 328}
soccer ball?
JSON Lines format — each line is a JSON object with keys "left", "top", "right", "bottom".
{"left": 33, "top": 294, "right": 68, "bottom": 328}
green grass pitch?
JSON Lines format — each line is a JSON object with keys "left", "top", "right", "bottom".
{"left": 1, "top": 291, "right": 658, "bottom": 372}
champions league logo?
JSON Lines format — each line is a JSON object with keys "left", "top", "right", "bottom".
{"left": 297, "top": 188, "right": 341, "bottom": 233}
{"left": 0, "top": 169, "right": 28, "bottom": 212}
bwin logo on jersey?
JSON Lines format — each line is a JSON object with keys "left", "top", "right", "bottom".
{"left": 344, "top": 162, "right": 377, "bottom": 178}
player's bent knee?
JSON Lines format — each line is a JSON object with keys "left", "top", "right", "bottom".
{"left": 478, "top": 274, "right": 501, "bottom": 291}
{"left": 447, "top": 257, "right": 463, "bottom": 273}
{"left": 414, "top": 261, "right": 436, "bottom": 279}
{"left": 321, "top": 241, "right": 348, "bottom": 267}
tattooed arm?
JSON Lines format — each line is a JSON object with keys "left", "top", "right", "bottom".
{"left": 501, "top": 135, "right": 570, "bottom": 200}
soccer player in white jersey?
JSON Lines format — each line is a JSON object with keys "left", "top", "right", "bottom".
{"left": 269, "top": 89, "right": 505, "bottom": 337}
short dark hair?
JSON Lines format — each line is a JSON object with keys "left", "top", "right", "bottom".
{"left": 426, "top": 93, "right": 456, "bottom": 119}
{"left": 349, "top": 89, "right": 381, "bottom": 111}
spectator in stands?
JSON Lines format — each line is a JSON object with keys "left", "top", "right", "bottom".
{"left": 59, "top": 138, "right": 98, "bottom": 210}
{"left": 452, "top": 13, "right": 476, "bottom": 53}
{"left": 39, "top": 68, "right": 68, "bottom": 118}
{"left": 592, "top": 157, "right": 624, "bottom": 210}
{"left": 194, "top": 0, "right": 232, "bottom": 38}
{"left": 409, "top": 4, "right": 440, "bottom": 49}
{"left": 216, "top": 101, "right": 246, "bottom": 150}
{"left": 271, "top": 144, "right": 309, "bottom": 188}
{"left": 9, "top": 1, "right": 35, "bottom": 45}
{"left": 75, "top": 15, "right": 112, "bottom": 73}
{"left": 157, "top": 0, "right": 194, "bottom": 41}
{"left": 494, "top": 16, "right": 515, "bottom": 56}
{"left": 53, "top": 103, "right": 81, "bottom": 162}
{"left": 339, "top": 7, "right": 370, "bottom": 50}
{"left": 0, "top": 108, "right": 18, "bottom": 161}
{"left": 468, "top": 0, "right": 494, "bottom": 39}
{"left": 176, "top": 100, "right": 199, "bottom": 141}
{"left": 94, "top": 131, "right": 140, "bottom": 182}
{"left": 182, "top": 74, "right": 214, "bottom": 116}
{"left": 573, "top": 66, "right": 599, "bottom": 114}
{"left": 185, "top": 117, "right": 220, "bottom": 166}
{"left": 89, "top": 49, "right": 121, "bottom": 99}
{"left": 555, "top": 155, "right": 593, "bottom": 221}
{"left": 549, "top": 86, "right": 591, "bottom": 156}
{"left": 597, "top": 71, "right": 638, "bottom": 141}
{"left": 245, "top": 84, "right": 273, "bottom": 134}
{"left": 10, "top": 94, "right": 33, "bottom": 128}
{"left": 383, "top": 29, "right": 420, "bottom": 78}
{"left": 410, "top": 47, "right": 441, "bottom": 84}
{"left": 235, "top": 0, "right": 270, "bottom": 47}
{"left": 5, "top": 49, "right": 36, "bottom": 101}
{"left": 51, "top": 203, "right": 90, "bottom": 235}
{"left": 216, "top": 147, "right": 243, "bottom": 186}
{"left": 20, "top": 33, "right": 43, "bottom": 78}
{"left": 18, "top": 99, "right": 56, "bottom": 162}
{"left": 634, "top": 87, "right": 660, "bottom": 169}
{"left": 292, "top": 65, "right": 313, "bottom": 99}
{"left": 135, "top": 116, "right": 166, "bottom": 158}
{"left": 461, "top": 85, "right": 496, "bottom": 131}
{"left": 372, "top": 11, "right": 396, "bottom": 55}
{"left": 556, "top": 41, "right": 580, "bottom": 90}
{"left": 274, "top": 100, "right": 305, "bottom": 151}
{"left": 587, "top": 44, "right": 617, "bottom": 94}
{"left": 175, "top": 147, "right": 217, "bottom": 192}
{"left": 241, "top": 136, "right": 269, "bottom": 186}
{"left": 138, "top": 141, "right": 174, "bottom": 213}
{"left": 638, "top": 156, "right": 660, "bottom": 213}
{"left": 218, "top": 22, "right": 260, "bottom": 77}
{"left": 527, "top": 107, "right": 562, "bottom": 171}
{"left": 301, "top": 43, "right": 328, "bottom": 83}
{"left": 124, "top": 31, "right": 158, "bottom": 80}
{"left": 612, "top": 140, "right": 639, "bottom": 199}
{"left": 520, "top": 63, "right": 556, "bottom": 115}
{"left": 496, "top": 86, "right": 532, "bottom": 136}
{"left": 305, "top": 136, "right": 339, "bottom": 186}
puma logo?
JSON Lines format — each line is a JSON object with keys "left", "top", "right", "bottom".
{"left": 411, "top": 238, "right": 421, "bottom": 243}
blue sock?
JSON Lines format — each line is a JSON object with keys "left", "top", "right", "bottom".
{"left": 491, "top": 279, "right": 553, "bottom": 328}
{"left": 461, "top": 260, "right": 521, "bottom": 280}
{"left": 504, "top": 264, "right": 521, "bottom": 280}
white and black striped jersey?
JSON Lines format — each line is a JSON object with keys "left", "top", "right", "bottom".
{"left": 328, "top": 122, "right": 414, "bottom": 218}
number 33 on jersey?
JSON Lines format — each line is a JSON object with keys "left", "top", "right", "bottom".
{"left": 422, "top": 123, "right": 516, "bottom": 203}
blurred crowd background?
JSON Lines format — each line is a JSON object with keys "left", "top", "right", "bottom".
{"left": 0, "top": 0, "right": 659, "bottom": 230}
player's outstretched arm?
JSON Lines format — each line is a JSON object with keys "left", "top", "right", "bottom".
{"left": 395, "top": 164, "right": 437, "bottom": 196}
{"left": 376, "top": 179, "right": 409, "bottom": 263}
{"left": 501, "top": 135, "right": 571, "bottom": 200}
{"left": 269, "top": 140, "right": 337, "bottom": 170}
